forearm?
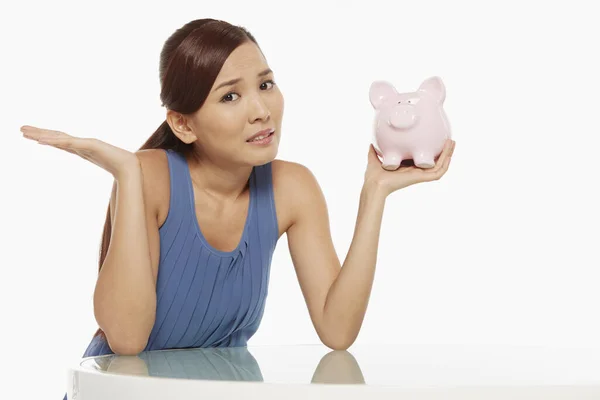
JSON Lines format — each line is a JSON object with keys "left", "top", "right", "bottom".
{"left": 93, "top": 169, "right": 156, "bottom": 353}
{"left": 322, "top": 182, "right": 387, "bottom": 348}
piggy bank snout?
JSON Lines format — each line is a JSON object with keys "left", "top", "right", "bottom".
{"left": 389, "top": 105, "right": 418, "bottom": 129}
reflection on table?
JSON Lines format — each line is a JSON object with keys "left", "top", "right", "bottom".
{"left": 82, "top": 346, "right": 365, "bottom": 384}
{"left": 71, "top": 344, "right": 600, "bottom": 400}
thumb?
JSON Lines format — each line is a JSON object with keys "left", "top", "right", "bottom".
{"left": 368, "top": 143, "right": 381, "bottom": 165}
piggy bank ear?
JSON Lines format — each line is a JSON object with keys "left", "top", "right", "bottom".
{"left": 369, "top": 81, "right": 397, "bottom": 110}
{"left": 418, "top": 76, "right": 446, "bottom": 103}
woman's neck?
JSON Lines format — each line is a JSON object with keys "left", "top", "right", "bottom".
{"left": 186, "top": 151, "right": 252, "bottom": 203}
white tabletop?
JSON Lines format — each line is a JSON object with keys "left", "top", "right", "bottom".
{"left": 67, "top": 343, "right": 600, "bottom": 399}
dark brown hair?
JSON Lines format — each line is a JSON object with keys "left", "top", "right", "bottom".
{"left": 94, "top": 19, "right": 259, "bottom": 341}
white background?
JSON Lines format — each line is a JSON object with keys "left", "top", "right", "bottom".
{"left": 2, "top": 0, "right": 599, "bottom": 398}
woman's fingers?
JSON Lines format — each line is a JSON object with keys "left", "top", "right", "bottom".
{"left": 425, "top": 140, "right": 454, "bottom": 174}
{"left": 21, "top": 125, "right": 139, "bottom": 179}
{"left": 432, "top": 140, "right": 453, "bottom": 168}
{"left": 21, "top": 125, "right": 68, "bottom": 140}
{"left": 410, "top": 140, "right": 454, "bottom": 182}
{"left": 423, "top": 141, "right": 454, "bottom": 181}
{"left": 433, "top": 153, "right": 452, "bottom": 180}
{"left": 22, "top": 126, "right": 74, "bottom": 147}
{"left": 22, "top": 126, "right": 96, "bottom": 150}
{"left": 367, "top": 144, "right": 381, "bottom": 166}
{"left": 37, "top": 135, "right": 78, "bottom": 146}
{"left": 22, "top": 126, "right": 97, "bottom": 158}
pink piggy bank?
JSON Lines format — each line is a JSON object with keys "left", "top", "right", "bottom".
{"left": 370, "top": 76, "right": 451, "bottom": 170}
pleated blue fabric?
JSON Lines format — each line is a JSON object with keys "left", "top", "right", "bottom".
{"left": 80, "top": 148, "right": 279, "bottom": 358}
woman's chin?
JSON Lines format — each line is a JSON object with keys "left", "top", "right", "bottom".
{"left": 253, "top": 148, "right": 279, "bottom": 166}
{"left": 246, "top": 139, "right": 279, "bottom": 165}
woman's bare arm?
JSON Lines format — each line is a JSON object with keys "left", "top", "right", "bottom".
{"left": 93, "top": 152, "right": 161, "bottom": 355}
{"left": 21, "top": 127, "right": 162, "bottom": 356}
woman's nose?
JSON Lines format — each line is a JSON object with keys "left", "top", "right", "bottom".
{"left": 249, "top": 96, "right": 270, "bottom": 122}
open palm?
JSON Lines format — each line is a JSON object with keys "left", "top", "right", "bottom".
{"left": 21, "top": 125, "right": 140, "bottom": 179}
{"left": 364, "top": 139, "right": 455, "bottom": 195}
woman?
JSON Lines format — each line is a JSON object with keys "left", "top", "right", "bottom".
{"left": 22, "top": 18, "right": 454, "bottom": 361}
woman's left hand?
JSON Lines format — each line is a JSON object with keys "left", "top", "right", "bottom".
{"left": 364, "top": 139, "right": 455, "bottom": 196}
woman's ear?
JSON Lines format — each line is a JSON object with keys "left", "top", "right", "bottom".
{"left": 166, "top": 110, "right": 197, "bottom": 144}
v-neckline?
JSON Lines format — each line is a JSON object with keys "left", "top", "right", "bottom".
{"left": 181, "top": 153, "right": 254, "bottom": 258}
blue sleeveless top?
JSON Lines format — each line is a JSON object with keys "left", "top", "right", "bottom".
{"left": 81, "top": 148, "right": 279, "bottom": 357}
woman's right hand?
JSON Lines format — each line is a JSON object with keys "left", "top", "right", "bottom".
{"left": 21, "top": 125, "right": 141, "bottom": 179}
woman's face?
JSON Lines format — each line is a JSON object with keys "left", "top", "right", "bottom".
{"left": 175, "top": 41, "right": 284, "bottom": 167}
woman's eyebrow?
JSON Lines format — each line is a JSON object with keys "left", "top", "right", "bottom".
{"left": 213, "top": 68, "right": 273, "bottom": 91}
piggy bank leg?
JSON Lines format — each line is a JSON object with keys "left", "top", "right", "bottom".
{"left": 413, "top": 151, "right": 435, "bottom": 169}
{"left": 381, "top": 152, "right": 402, "bottom": 171}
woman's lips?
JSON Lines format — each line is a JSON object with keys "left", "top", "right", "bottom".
{"left": 246, "top": 130, "right": 274, "bottom": 145}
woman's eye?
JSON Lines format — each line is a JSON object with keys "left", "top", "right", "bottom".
{"left": 221, "top": 80, "right": 275, "bottom": 102}
{"left": 260, "top": 80, "right": 275, "bottom": 90}
{"left": 221, "top": 92, "right": 240, "bottom": 102}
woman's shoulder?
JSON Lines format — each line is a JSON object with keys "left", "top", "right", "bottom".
{"left": 271, "top": 159, "right": 316, "bottom": 185}
{"left": 134, "top": 148, "right": 170, "bottom": 226}
{"left": 271, "top": 159, "right": 323, "bottom": 233}
{"left": 135, "top": 148, "right": 169, "bottom": 177}
{"left": 271, "top": 159, "right": 320, "bottom": 198}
